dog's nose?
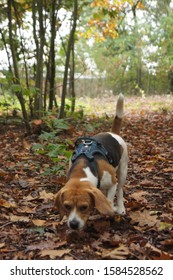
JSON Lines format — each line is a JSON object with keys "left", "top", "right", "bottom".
{"left": 69, "top": 220, "right": 79, "bottom": 230}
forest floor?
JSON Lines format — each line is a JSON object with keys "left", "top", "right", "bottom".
{"left": 0, "top": 95, "right": 173, "bottom": 260}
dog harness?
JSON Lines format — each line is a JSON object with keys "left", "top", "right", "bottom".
{"left": 71, "top": 137, "right": 114, "bottom": 187}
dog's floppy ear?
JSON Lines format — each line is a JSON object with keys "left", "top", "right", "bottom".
{"left": 54, "top": 188, "right": 66, "bottom": 220}
{"left": 87, "top": 187, "right": 114, "bottom": 216}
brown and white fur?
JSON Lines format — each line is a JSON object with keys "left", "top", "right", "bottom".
{"left": 55, "top": 94, "right": 128, "bottom": 230}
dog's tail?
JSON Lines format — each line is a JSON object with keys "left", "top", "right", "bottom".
{"left": 111, "top": 93, "right": 124, "bottom": 134}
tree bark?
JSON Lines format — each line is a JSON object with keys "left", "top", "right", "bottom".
{"left": 33, "top": 0, "right": 45, "bottom": 118}
{"left": 70, "top": 41, "right": 75, "bottom": 113}
{"left": 48, "top": 0, "right": 57, "bottom": 110}
{"left": 7, "top": 0, "right": 30, "bottom": 132}
{"left": 132, "top": 0, "right": 142, "bottom": 90}
{"left": 59, "top": 0, "right": 78, "bottom": 118}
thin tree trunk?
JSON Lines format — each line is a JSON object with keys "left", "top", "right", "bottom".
{"left": 49, "top": 0, "right": 57, "bottom": 110}
{"left": 44, "top": 60, "right": 50, "bottom": 111}
{"left": 70, "top": 41, "right": 75, "bottom": 113}
{"left": 59, "top": 0, "right": 78, "bottom": 118}
{"left": 33, "top": 0, "right": 45, "bottom": 118}
{"left": 12, "top": 0, "right": 29, "bottom": 89}
{"left": 132, "top": 0, "right": 142, "bottom": 90}
{"left": 7, "top": 0, "right": 30, "bottom": 132}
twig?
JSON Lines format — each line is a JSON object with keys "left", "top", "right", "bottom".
{"left": 0, "top": 221, "right": 14, "bottom": 229}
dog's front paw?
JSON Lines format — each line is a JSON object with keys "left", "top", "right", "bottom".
{"left": 115, "top": 205, "right": 126, "bottom": 215}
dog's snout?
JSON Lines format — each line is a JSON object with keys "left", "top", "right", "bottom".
{"left": 69, "top": 219, "right": 79, "bottom": 230}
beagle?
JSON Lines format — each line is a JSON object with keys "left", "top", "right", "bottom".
{"left": 55, "top": 94, "right": 128, "bottom": 230}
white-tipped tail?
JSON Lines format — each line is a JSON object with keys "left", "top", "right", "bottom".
{"left": 116, "top": 93, "right": 124, "bottom": 118}
{"left": 111, "top": 93, "right": 124, "bottom": 135}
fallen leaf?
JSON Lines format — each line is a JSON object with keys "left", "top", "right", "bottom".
{"left": 0, "top": 243, "right": 5, "bottom": 249}
{"left": 145, "top": 242, "right": 173, "bottom": 260}
{"left": 22, "top": 139, "right": 32, "bottom": 150}
{"left": 9, "top": 215, "right": 30, "bottom": 222}
{"left": 0, "top": 169, "right": 8, "bottom": 176}
{"left": 18, "top": 206, "right": 36, "bottom": 214}
{"left": 39, "top": 190, "right": 54, "bottom": 200}
{"left": 102, "top": 244, "right": 129, "bottom": 260}
{"left": 18, "top": 180, "right": 30, "bottom": 189}
{"left": 32, "top": 119, "right": 42, "bottom": 126}
{"left": 153, "top": 252, "right": 173, "bottom": 260}
{"left": 129, "top": 209, "right": 160, "bottom": 229}
{"left": 26, "top": 241, "right": 66, "bottom": 252}
{"left": 93, "top": 219, "right": 111, "bottom": 232}
{"left": 130, "top": 190, "right": 148, "bottom": 203}
{"left": 40, "top": 249, "right": 71, "bottom": 259}
{"left": 0, "top": 199, "right": 16, "bottom": 208}
{"left": 32, "top": 219, "right": 46, "bottom": 227}
{"left": 160, "top": 239, "right": 173, "bottom": 246}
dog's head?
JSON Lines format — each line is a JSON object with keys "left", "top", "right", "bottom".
{"left": 54, "top": 179, "right": 114, "bottom": 230}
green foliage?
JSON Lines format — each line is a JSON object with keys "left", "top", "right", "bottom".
{"left": 40, "top": 117, "right": 70, "bottom": 132}
{"left": 32, "top": 122, "right": 72, "bottom": 175}
{"left": 33, "top": 140, "right": 72, "bottom": 160}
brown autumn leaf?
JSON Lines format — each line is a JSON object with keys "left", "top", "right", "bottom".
{"left": 129, "top": 208, "right": 160, "bottom": 228}
{"left": 25, "top": 194, "right": 38, "bottom": 201}
{"left": 0, "top": 168, "right": 8, "bottom": 176}
{"left": 32, "top": 219, "right": 46, "bottom": 227}
{"left": 152, "top": 252, "right": 173, "bottom": 260}
{"left": 26, "top": 240, "right": 67, "bottom": 252}
{"left": 0, "top": 199, "right": 16, "bottom": 208}
{"left": 22, "top": 139, "right": 32, "bottom": 150}
{"left": 39, "top": 190, "right": 54, "bottom": 201}
{"left": 93, "top": 219, "right": 111, "bottom": 232}
{"left": 32, "top": 119, "right": 42, "bottom": 126}
{"left": 9, "top": 215, "right": 30, "bottom": 222}
{"left": 102, "top": 244, "right": 129, "bottom": 260}
{"left": 40, "top": 249, "right": 71, "bottom": 259}
{"left": 145, "top": 242, "right": 173, "bottom": 260}
{"left": 130, "top": 190, "right": 148, "bottom": 203}
{"left": 17, "top": 205, "right": 36, "bottom": 214}
{"left": 0, "top": 243, "right": 5, "bottom": 249}
{"left": 126, "top": 200, "right": 142, "bottom": 211}
{"left": 18, "top": 179, "right": 36, "bottom": 189}
{"left": 160, "top": 239, "right": 173, "bottom": 246}
{"left": 140, "top": 179, "right": 154, "bottom": 187}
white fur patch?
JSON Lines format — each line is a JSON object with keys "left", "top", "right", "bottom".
{"left": 108, "top": 132, "right": 127, "bottom": 215}
{"left": 116, "top": 93, "right": 124, "bottom": 118}
{"left": 67, "top": 209, "right": 84, "bottom": 229}
{"left": 100, "top": 171, "right": 117, "bottom": 208}
{"left": 100, "top": 170, "right": 113, "bottom": 189}
{"left": 80, "top": 166, "right": 98, "bottom": 186}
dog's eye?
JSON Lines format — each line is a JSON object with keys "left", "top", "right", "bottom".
{"left": 79, "top": 205, "right": 88, "bottom": 212}
{"left": 64, "top": 203, "right": 72, "bottom": 211}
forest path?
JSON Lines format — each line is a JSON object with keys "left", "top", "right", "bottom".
{"left": 0, "top": 96, "right": 173, "bottom": 259}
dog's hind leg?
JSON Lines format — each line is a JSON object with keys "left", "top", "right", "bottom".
{"left": 115, "top": 146, "right": 128, "bottom": 214}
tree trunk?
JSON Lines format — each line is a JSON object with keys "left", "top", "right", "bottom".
{"left": 33, "top": 0, "right": 45, "bottom": 118}
{"left": 59, "top": 0, "right": 78, "bottom": 118}
{"left": 7, "top": 0, "right": 30, "bottom": 132}
{"left": 70, "top": 41, "right": 75, "bottom": 113}
{"left": 132, "top": 0, "right": 142, "bottom": 90}
{"left": 49, "top": 0, "right": 57, "bottom": 110}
